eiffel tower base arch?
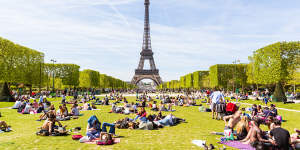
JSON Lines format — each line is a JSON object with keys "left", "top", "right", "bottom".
{"left": 131, "top": 74, "right": 162, "bottom": 86}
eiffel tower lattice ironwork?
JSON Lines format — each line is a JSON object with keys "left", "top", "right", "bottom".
{"left": 131, "top": 0, "right": 162, "bottom": 86}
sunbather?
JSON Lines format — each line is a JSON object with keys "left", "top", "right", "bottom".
{"left": 41, "top": 111, "right": 63, "bottom": 134}
{"left": 133, "top": 107, "right": 147, "bottom": 122}
{"left": 0, "top": 121, "right": 10, "bottom": 131}
{"left": 241, "top": 118, "right": 270, "bottom": 147}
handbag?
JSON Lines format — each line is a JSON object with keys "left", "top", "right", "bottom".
{"left": 72, "top": 135, "right": 83, "bottom": 140}
{"left": 100, "top": 132, "right": 112, "bottom": 141}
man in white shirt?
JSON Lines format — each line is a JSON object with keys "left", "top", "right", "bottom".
{"left": 210, "top": 88, "right": 225, "bottom": 119}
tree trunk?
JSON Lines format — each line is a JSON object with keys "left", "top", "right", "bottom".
{"left": 273, "top": 82, "right": 287, "bottom": 102}
{"left": 0, "top": 82, "right": 14, "bottom": 102}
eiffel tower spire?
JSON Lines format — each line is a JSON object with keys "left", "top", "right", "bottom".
{"left": 143, "top": 0, "right": 151, "bottom": 51}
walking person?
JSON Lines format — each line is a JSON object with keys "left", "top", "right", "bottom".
{"left": 210, "top": 88, "right": 225, "bottom": 119}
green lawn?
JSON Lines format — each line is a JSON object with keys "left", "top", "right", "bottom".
{"left": 0, "top": 97, "right": 299, "bottom": 150}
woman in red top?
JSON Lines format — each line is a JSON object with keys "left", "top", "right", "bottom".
{"left": 133, "top": 107, "right": 147, "bottom": 122}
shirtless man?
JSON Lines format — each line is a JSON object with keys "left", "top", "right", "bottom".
{"left": 211, "top": 110, "right": 242, "bottom": 135}
{"left": 223, "top": 110, "right": 242, "bottom": 129}
{"left": 41, "top": 111, "right": 62, "bottom": 133}
{"left": 241, "top": 117, "right": 269, "bottom": 146}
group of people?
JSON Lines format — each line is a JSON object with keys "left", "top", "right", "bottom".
{"left": 12, "top": 96, "right": 51, "bottom": 114}
{"left": 114, "top": 107, "right": 185, "bottom": 130}
{"left": 208, "top": 88, "right": 300, "bottom": 150}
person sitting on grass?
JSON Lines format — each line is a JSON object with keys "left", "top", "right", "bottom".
{"left": 70, "top": 104, "right": 80, "bottom": 116}
{"left": 32, "top": 100, "right": 39, "bottom": 110}
{"left": 269, "top": 119, "right": 291, "bottom": 150}
{"left": 251, "top": 104, "right": 258, "bottom": 117}
{"left": 257, "top": 105, "right": 263, "bottom": 114}
{"left": 22, "top": 103, "right": 34, "bottom": 114}
{"left": 151, "top": 101, "right": 158, "bottom": 111}
{"left": 159, "top": 102, "right": 168, "bottom": 111}
{"left": 36, "top": 103, "right": 44, "bottom": 113}
{"left": 86, "top": 115, "right": 117, "bottom": 140}
{"left": 12, "top": 99, "right": 22, "bottom": 109}
{"left": 40, "top": 111, "right": 63, "bottom": 135}
{"left": 56, "top": 105, "right": 69, "bottom": 120}
{"left": 211, "top": 110, "right": 242, "bottom": 136}
{"left": 236, "top": 116, "right": 250, "bottom": 140}
{"left": 265, "top": 116, "right": 275, "bottom": 131}
{"left": 133, "top": 107, "right": 147, "bottom": 123}
{"left": 263, "top": 96, "right": 268, "bottom": 106}
{"left": 130, "top": 102, "right": 137, "bottom": 113}
{"left": 0, "top": 120, "right": 11, "bottom": 132}
{"left": 62, "top": 104, "right": 69, "bottom": 116}
{"left": 269, "top": 104, "right": 278, "bottom": 117}
{"left": 240, "top": 117, "right": 270, "bottom": 147}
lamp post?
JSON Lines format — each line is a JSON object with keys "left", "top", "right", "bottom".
{"left": 50, "top": 59, "right": 57, "bottom": 92}
{"left": 232, "top": 59, "right": 240, "bottom": 94}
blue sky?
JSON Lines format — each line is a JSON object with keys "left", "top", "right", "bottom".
{"left": 1, "top": 0, "right": 300, "bottom": 81}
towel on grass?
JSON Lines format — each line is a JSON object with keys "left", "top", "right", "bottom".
{"left": 220, "top": 141, "right": 255, "bottom": 150}
{"left": 192, "top": 140, "right": 206, "bottom": 147}
{"left": 84, "top": 138, "right": 121, "bottom": 144}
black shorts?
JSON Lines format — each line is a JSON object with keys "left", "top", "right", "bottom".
{"left": 212, "top": 103, "right": 217, "bottom": 111}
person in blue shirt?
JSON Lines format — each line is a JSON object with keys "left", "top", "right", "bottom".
{"left": 39, "top": 95, "right": 44, "bottom": 104}
{"left": 264, "top": 96, "right": 268, "bottom": 106}
{"left": 210, "top": 88, "right": 225, "bottom": 119}
{"left": 86, "top": 115, "right": 117, "bottom": 140}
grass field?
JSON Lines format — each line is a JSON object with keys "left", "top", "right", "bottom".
{"left": 0, "top": 97, "right": 299, "bottom": 150}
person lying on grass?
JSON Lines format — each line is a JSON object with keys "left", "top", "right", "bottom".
{"left": 86, "top": 115, "right": 117, "bottom": 140}
{"left": 211, "top": 110, "right": 242, "bottom": 136}
{"left": 0, "top": 120, "right": 11, "bottom": 132}
{"left": 153, "top": 114, "right": 185, "bottom": 127}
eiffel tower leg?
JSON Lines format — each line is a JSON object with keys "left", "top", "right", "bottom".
{"left": 138, "top": 56, "right": 145, "bottom": 70}
{"left": 149, "top": 58, "right": 156, "bottom": 70}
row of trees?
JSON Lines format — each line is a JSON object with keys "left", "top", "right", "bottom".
{"left": 0, "top": 37, "right": 133, "bottom": 101}
{"left": 0, "top": 37, "right": 44, "bottom": 87}
{"left": 158, "top": 41, "right": 300, "bottom": 102}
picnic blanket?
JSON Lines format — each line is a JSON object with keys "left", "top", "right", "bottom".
{"left": 220, "top": 141, "right": 255, "bottom": 150}
{"left": 80, "top": 109, "right": 101, "bottom": 111}
{"left": 84, "top": 138, "right": 121, "bottom": 144}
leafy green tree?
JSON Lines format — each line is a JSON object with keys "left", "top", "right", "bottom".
{"left": 185, "top": 73, "right": 193, "bottom": 89}
{"left": 180, "top": 76, "right": 185, "bottom": 89}
{"left": 249, "top": 41, "right": 300, "bottom": 102}
{"left": 193, "top": 71, "right": 209, "bottom": 89}
{"left": 209, "top": 64, "right": 247, "bottom": 90}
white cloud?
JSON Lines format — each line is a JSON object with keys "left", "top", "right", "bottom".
{"left": 1, "top": 0, "right": 300, "bottom": 82}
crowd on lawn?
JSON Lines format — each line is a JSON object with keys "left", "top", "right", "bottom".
{"left": 207, "top": 88, "right": 300, "bottom": 150}
{"left": 1, "top": 88, "right": 300, "bottom": 149}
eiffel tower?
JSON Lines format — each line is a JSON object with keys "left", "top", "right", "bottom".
{"left": 131, "top": 0, "right": 162, "bottom": 86}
